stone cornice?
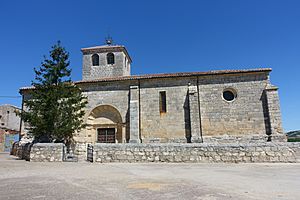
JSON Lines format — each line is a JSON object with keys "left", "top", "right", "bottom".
{"left": 81, "top": 45, "right": 132, "bottom": 63}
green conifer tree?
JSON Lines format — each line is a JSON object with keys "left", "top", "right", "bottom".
{"left": 20, "top": 41, "right": 87, "bottom": 145}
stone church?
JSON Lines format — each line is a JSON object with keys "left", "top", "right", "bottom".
{"left": 20, "top": 40, "right": 285, "bottom": 146}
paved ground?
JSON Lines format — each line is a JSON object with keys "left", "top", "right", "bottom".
{"left": 0, "top": 153, "right": 299, "bottom": 200}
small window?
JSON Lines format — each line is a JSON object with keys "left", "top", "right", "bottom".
{"left": 159, "top": 91, "right": 167, "bottom": 113}
{"left": 107, "top": 53, "right": 115, "bottom": 64}
{"left": 223, "top": 88, "right": 237, "bottom": 102}
{"left": 92, "top": 54, "right": 99, "bottom": 66}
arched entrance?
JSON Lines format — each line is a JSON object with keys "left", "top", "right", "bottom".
{"left": 86, "top": 105, "right": 124, "bottom": 143}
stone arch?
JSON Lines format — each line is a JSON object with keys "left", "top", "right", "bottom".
{"left": 86, "top": 105, "right": 124, "bottom": 143}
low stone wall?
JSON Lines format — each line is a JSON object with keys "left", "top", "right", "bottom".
{"left": 92, "top": 143, "right": 300, "bottom": 163}
{"left": 30, "top": 143, "right": 65, "bottom": 162}
{"left": 75, "top": 143, "right": 87, "bottom": 161}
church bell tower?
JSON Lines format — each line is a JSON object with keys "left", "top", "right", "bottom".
{"left": 81, "top": 37, "right": 132, "bottom": 80}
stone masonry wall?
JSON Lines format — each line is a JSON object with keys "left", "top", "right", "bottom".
{"left": 199, "top": 73, "right": 269, "bottom": 136}
{"left": 75, "top": 142, "right": 88, "bottom": 161}
{"left": 82, "top": 52, "right": 128, "bottom": 80}
{"left": 30, "top": 143, "right": 65, "bottom": 162}
{"left": 76, "top": 81, "right": 133, "bottom": 144}
{"left": 202, "top": 134, "right": 287, "bottom": 144}
{"left": 93, "top": 143, "right": 300, "bottom": 163}
{"left": 139, "top": 77, "right": 197, "bottom": 143}
{"left": 21, "top": 71, "right": 281, "bottom": 145}
{"left": 139, "top": 72, "right": 274, "bottom": 143}
{"left": 264, "top": 86, "right": 283, "bottom": 135}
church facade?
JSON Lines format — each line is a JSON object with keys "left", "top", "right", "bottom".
{"left": 20, "top": 42, "right": 285, "bottom": 146}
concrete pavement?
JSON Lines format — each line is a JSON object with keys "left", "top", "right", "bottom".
{"left": 0, "top": 153, "right": 299, "bottom": 200}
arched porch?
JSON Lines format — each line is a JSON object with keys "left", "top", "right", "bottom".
{"left": 86, "top": 105, "right": 125, "bottom": 143}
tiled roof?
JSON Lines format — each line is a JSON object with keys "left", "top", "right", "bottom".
{"left": 76, "top": 68, "right": 272, "bottom": 84}
{"left": 20, "top": 68, "right": 271, "bottom": 91}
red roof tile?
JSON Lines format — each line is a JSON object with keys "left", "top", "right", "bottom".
{"left": 20, "top": 68, "right": 272, "bottom": 91}
{"left": 76, "top": 68, "right": 272, "bottom": 84}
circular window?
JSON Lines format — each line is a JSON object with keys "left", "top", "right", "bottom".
{"left": 223, "top": 89, "right": 237, "bottom": 102}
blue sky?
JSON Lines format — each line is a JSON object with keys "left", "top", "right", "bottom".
{"left": 0, "top": 0, "right": 299, "bottom": 131}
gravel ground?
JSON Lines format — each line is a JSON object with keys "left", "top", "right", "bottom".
{"left": 0, "top": 153, "right": 299, "bottom": 200}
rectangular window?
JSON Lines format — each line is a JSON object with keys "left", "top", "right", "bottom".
{"left": 159, "top": 91, "right": 167, "bottom": 113}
